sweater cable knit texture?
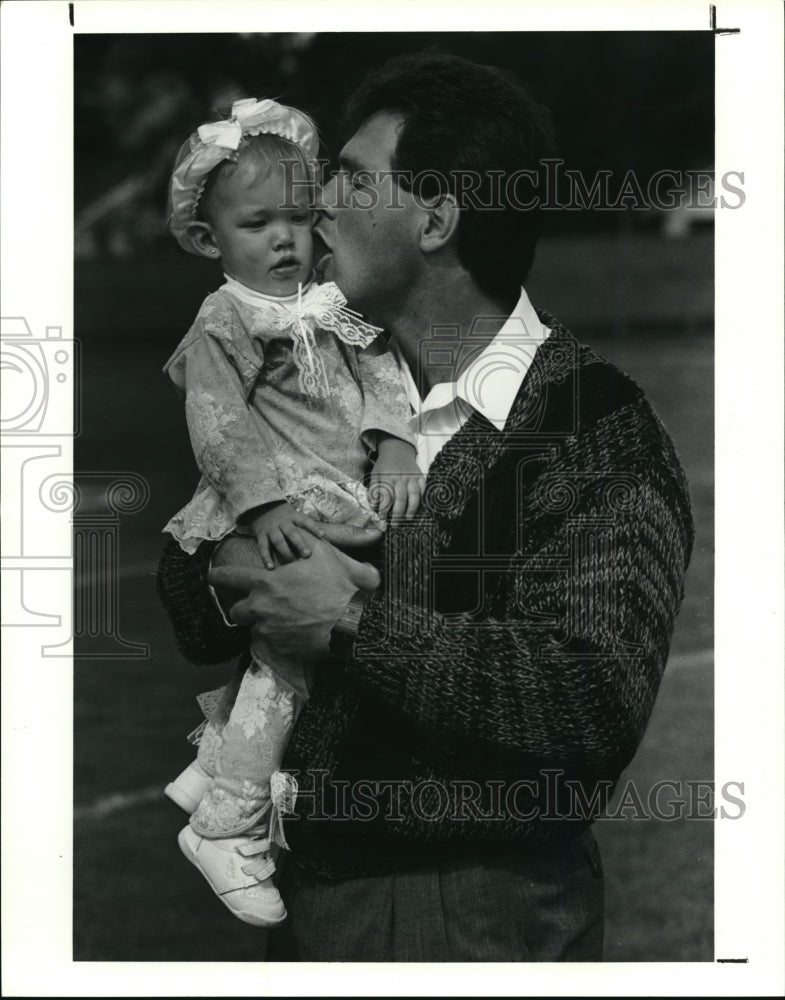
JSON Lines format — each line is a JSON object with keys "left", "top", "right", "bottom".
{"left": 157, "top": 314, "right": 694, "bottom": 878}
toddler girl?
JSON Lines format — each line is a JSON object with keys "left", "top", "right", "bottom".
{"left": 161, "top": 98, "right": 419, "bottom": 927}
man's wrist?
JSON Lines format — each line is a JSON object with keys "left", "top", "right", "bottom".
{"left": 329, "top": 590, "right": 368, "bottom": 661}
{"left": 376, "top": 433, "right": 414, "bottom": 451}
{"left": 207, "top": 536, "right": 242, "bottom": 628}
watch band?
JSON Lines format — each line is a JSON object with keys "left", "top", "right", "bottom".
{"left": 329, "top": 590, "right": 367, "bottom": 660}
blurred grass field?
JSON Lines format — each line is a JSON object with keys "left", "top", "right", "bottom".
{"left": 74, "top": 229, "right": 713, "bottom": 962}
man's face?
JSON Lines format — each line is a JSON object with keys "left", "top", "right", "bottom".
{"left": 315, "top": 111, "right": 423, "bottom": 320}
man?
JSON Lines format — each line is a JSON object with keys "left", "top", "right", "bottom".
{"left": 158, "top": 51, "right": 694, "bottom": 961}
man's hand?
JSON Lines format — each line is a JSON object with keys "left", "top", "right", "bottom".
{"left": 369, "top": 435, "right": 424, "bottom": 520}
{"left": 208, "top": 536, "right": 381, "bottom": 664}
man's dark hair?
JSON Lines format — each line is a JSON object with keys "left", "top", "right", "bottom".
{"left": 345, "top": 50, "right": 557, "bottom": 305}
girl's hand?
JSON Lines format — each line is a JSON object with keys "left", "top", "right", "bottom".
{"left": 245, "top": 501, "right": 326, "bottom": 570}
{"left": 369, "top": 436, "right": 424, "bottom": 520}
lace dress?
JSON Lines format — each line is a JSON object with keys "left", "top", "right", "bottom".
{"left": 162, "top": 277, "right": 414, "bottom": 840}
{"left": 164, "top": 277, "right": 413, "bottom": 552}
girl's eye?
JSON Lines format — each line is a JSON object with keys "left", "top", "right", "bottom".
{"left": 290, "top": 214, "right": 310, "bottom": 224}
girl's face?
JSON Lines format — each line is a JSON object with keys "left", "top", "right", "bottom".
{"left": 206, "top": 159, "right": 314, "bottom": 295}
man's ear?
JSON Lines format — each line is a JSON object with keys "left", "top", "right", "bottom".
{"left": 418, "top": 193, "right": 460, "bottom": 255}
{"left": 185, "top": 221, "right": 220, "bottom": 260}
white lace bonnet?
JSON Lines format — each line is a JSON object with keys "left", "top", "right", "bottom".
{"left": 168, "top": 97, "right": 320, "bottom": 254}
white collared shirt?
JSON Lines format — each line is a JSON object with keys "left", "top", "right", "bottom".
{"left": 390, "top": 287, "right": 551, "bottom": 474}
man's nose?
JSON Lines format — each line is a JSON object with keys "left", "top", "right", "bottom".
{"left": 315, "top": 174, "right": 338, "bottom": 219}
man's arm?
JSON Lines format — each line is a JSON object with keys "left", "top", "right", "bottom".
{"left": 157, "top": 524, "right": 383, "bottom": 665}
{"left": 157, "top": 536, "right": 249, "bottom": 665}
{"left": 209, "top": 422, "right": 693, "bottom": 776}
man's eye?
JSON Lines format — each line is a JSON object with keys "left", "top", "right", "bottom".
{"left": 339, "top": 168, "right": 361, "bottom": 190}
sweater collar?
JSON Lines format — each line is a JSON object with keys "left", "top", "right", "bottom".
{"left": 421, "top": 318, "right": 579, "bottom": 525}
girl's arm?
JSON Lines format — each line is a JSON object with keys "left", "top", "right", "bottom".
{"left": 356, "top": 339, "right": 422, "bottom": 517}
{"left": 166, "top": 299, "right": 327, "bottom": 566}
{"left": 355, "top": 338, "right": 416, "bottom": 456}
{"left": 169, "top": 319, "right": 286, "bottom": 522}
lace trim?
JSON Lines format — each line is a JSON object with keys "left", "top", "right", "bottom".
{"left": 249, "top": 281, "right": 382, "bottom": 397}
{"left": 268, "top": 770, "right": 298, "bottom": 850}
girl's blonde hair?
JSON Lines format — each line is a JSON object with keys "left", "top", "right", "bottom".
{"left": 167, "top": 98, "right": 319, "bottom": 253}
{"left": 195, "top": 132, "right": 317, "bottom": 225}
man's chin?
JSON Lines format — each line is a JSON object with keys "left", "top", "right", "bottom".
{"left": 312, "top": 230, "right": 333, "bottom": 280}
{"left": 315, "top": 253, "right": 342, "bottom": 291}
{"left": 318, "top": 253, "right": 335, "bottom": 281}
{"left": 313, "top": 253, "right": 363, "bottom": 311}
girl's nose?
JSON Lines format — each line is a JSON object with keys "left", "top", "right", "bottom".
{"left": 272, "top": 223, "right": 295, "bottom": 249}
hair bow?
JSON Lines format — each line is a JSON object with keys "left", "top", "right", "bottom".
{"left": 197, "top": 98, "right": 318, "bottom": 155}
{"left": 168, "top": 97, "right": 319, "bottom": 253}
{"left": 197, "top": 119, "right": 243, "bottom": 150}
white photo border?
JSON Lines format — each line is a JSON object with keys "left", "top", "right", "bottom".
{"left": 1, "top": 0, "right": 783, "bottom": 995}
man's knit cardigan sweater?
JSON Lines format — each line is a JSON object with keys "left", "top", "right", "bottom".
{"left": 158, "top": 313, "right": 694, "bottom": 879}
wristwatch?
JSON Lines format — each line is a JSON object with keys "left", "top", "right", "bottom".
{"left": 329, "top": 590, "right": 367, "bottom": 660}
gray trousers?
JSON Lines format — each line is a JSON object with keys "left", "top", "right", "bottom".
{"left": 267, "top": 828, "right": 604, "bottom": 962}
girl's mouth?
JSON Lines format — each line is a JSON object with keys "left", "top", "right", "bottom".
{"left": 271, "top": 259, "right": 300, "bottom": 275}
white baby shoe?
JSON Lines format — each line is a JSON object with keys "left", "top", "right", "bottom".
{"left": 165, "top": 761, "right": 212, "bottom": 813}
{"left": 178, "top": 825, "right": 286, "bottom": 927}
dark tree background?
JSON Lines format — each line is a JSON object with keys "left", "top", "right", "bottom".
{"left": 75, "top": 32, "right": 713, "bottom": 255}
{"left": 73, "top": 32, "right": 715, "bottom": 963}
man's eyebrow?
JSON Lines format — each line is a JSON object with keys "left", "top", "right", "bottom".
{"left": 338, "top": 153, "right": 366, "bottom": 174}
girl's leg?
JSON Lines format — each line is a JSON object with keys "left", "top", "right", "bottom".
{"left": 175, "top": 656, "right": 308, "bottom": 927}
{"left": 194, "top": 658, "right": 247, "bottom": 778}
{"left": 165, "top": 656, "right": 249, "bottom": 812}
{"left": 190, "top": 655, "right": 307, "bottom": 839}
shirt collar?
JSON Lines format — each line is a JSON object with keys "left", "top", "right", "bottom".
{"left": 395, "top": 287, "right": 551, "bottom": 432}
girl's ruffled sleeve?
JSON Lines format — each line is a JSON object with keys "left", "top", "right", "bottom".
{"left": 356, "top": 338, "right": 416, "bottom": 454}
{"left": 164, "top": 295, "right": 286, "bottom": 521}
